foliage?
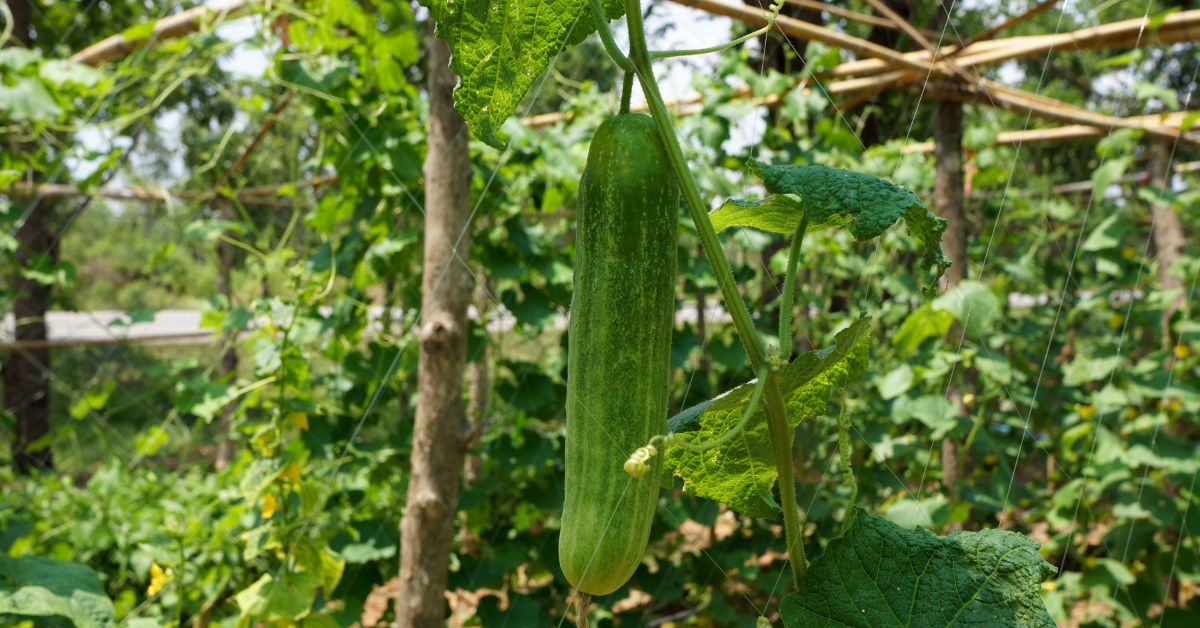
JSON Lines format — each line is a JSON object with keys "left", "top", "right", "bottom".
{"left": 0, "top": 556, "right": 116, "bottom": 628}
{"left": 666, "top": 318, "right": 870, "bottom": 517}
{"left": 420, "top": 0, "right": 625, "bottom": 148}
{"left": 780, "top": 510, "right": 1056, "bottom": 627}
{"left": 2, "top": 0, "right": 1199, "bottom": 625}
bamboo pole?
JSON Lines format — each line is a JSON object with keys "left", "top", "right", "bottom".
{"left": 784, "top": 0, "right": 940, "bottom": 37}
{"left": 862, "top": 0, "right": 978, "bottom": 86}
{"left": 830, "top": 8, "right": 1200, "bottom": 79}
{"left": 667, "top": 0, "right": 949, "bottom": 76}
{"left": 1049, "top": 160, "right": 1200, "bottom": 194}
{"left": 2, "top": 175, "right": 337, "bottom": 206}
{"left": 71, "top": 0, "right": 251, "bottom": 67}
{"left": 0, "top": 332, "right": 217, "bottom": 351}
{"left": 952, "top": 80, "right": 1197, "bottom": 144}
{"left": 957, "top": 0, "right": 1060, "bottom": 49}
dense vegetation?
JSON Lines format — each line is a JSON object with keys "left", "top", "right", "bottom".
{"left": 2, "top": 0, "right": 1198, "bottom": 625}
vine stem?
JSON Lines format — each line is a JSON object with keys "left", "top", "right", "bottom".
{"left": 779, "top": 216, "right": 809, "bottom": 360}
{"left": 620, "top": 70, "right": 634, "bottom": 115}
{"left": 611, "top": 0, "right": 807, "bottom": 586}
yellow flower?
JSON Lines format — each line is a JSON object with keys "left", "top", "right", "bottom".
{"left": 1107, "top": 314, "right": 1124, "bottom": 329}
{"left": 984, "top": 454, "right": 998, "bottom": 465}
{"left": 147, "top": 562, "right": 173, "bottom": 596}
{"left": 1176, "top": 344, "right": 1191, "bottom": 360}
{"left": 261, "top": 492, "right": 279, "bottom": 519}
{"left": 253, "top": 431, "right": 275, "bottom": 457}
{"left": 1126, "top": 407, "right": 1139, "bottom": 419}
{"left": 1078, "top": 404, "right": 1097, "bottom": 420}
{"left": 281, "top": 463, "right": 302, "bottom": 484}
{"left": 962, "top": 393, "right": 976, "bottom": 408}
{"left": 1041, "top": 580, "right": 1057, "bottom": 592}
{"left": 1121, "top": 246, "right": 1137, "bottom": 260}
{"left": 287, "top": 411, "right": 309, "bottom": 431}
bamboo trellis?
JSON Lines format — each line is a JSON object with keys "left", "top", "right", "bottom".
{"left": 522, "top": 0, "right": 1200, "bottom": 151}
{"left": 7, "top": 0, "right": 1199, "bottom": 203}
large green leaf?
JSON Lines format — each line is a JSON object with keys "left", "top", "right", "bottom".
{"left": 420, "top": 0, "right": 624, "bottom": 148}
{"left": 0, "top": 78, "right": 63, "bottom": 122}
{"left": 0, "top": 556, "right": 117, "bottom": 628}
{"left": 780, "top": 511, "right": 1056, "bottom": 627}
{"left": 710, "top": 162, "right": 950, "bottom": 287}
{"left": 932, "top": 280, "right": 1000, "bottom": 337}
{"left": 664, "top": 318, "right": 871, "bottom": 517}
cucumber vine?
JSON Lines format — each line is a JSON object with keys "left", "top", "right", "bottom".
{"left": 598, "top": 0, "right": 810, "bottom": 585}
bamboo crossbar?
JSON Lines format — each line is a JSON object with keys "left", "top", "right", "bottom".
{"left": 1049, "top": 159, "right": 1200, "bottom": 193}
{"left": 784, "top": 0, "right": 941, "bottom": 38}
{"left": 901, "top": 112, "right": 1196, "bottom": 153}
{"left": 71, "top": 0, "right": 251, "bottom": 66}
{"left": 830, "top": 8, "right": 1200, "bottom": 79}
{"left": 0, "top": 331, "right": 216, "bottom": 351}
{"left": 2, "top": 175, "right": 338, "bottom": 206}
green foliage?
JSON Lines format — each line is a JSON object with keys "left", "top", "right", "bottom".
{"left": 780, "top": 510, "right": 1056, "bottom": 627}
{"left": 712, "top": 162, "right": 951, "bottom": 289}
{"left": 665, "top": 319, "right": 871, "bottom": 517}
{"left": 3, "top": 1, "right": 1199, "bottom": 624}
{"left": 0, "top": 556, "right": 116, "bottom": 628}
{"left": 418, "top": 0, "right": 625, "bottom": 148}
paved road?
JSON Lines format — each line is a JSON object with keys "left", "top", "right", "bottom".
{"left": 2, "top": 288, "right": 1139, "bottom": 350}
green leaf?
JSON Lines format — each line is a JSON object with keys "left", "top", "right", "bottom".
{"left": 119, "top": 20, "right": 157, "bottom": 43}
{"left": 39, "top": 61, "right": 105, "bottom": 88}
{"left": 932, "top": 280, "right": 1000, "bottom": 337}
{"left": 234, "top": 572, "right": 320, "bottom": 621}
{"left": 1081, "top": 214, "right": 1125, "bottom": 252}
{"left": 893, "top": 303, "right": 954, "bottom": 357}
{"left": 780, "top": 511, "right": 1056, "bottom": 627}
{"left": 876, "top": 364, "right": 913, "bottom": 400}
{"left": 664, "top": 318, "right": 871, "bottom": 517}
{"left": 0, "top": 48, "right": 42, "bottom": 70}
{"left": 709, "top": 195, "right": 806, "bottom": 234}
{"left": 69, "top": 381, "right": 116, "bottom": 420}
{"left": 420, "top": 0, "right": 624, "bottom": 148}
{"left": 1063, "top": 354, "right": 1124, "bottom": 386}
{"left": 0, "top": 78, "right": 63, "bottom": 122}
{"left": 1091, "top": 157, "right": 1130, "bottom": 199}
{"left": 718, "top": 162, "right": 950, "bottom": 287}
{"left": 893, "top": 394, "right": 957, "bottom": 439}
{"left": 0, "top": 556, "right": 117, "bottom": 628}
{"left": 134, "top": 425, "right": 171, "bottom": 457}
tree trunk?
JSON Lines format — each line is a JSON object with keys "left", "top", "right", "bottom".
{"left": 214, "top": 237, "right": 237, "bottom": 469}
{"left": 933, "top": 98, "right": 966, "bottom": 496}
{"left": 4, "top": 0, "right": 54, "bottom": 475}
{"left": 1147, "top": 140, "right": 1186, "bottom": 351}
{"left": 465, "top": 263, "right": 490, "bottom": 485}
{"left": 5, "top": 204, "right": 54, "bottom": 474}
{"left": 396, "top": 26, "right": 473, "bottom": 628}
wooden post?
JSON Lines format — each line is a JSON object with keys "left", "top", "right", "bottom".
{"left": 395, "top": 26, "right": 473, "bottom": 627}
{"left": 3, "top": 0, "right": 54, "bottom": 475}
{"left": 214, "top": 235, "right": 238, "bottom": 469}
{"left": 1147, "top": 140, "right": 1186, "bottom": 351}
{"left": 933, "top": 98, "right": 967, "bottom": 496}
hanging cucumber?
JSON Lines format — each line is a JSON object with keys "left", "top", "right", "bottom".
{"left": 559, "top": 113, "right": 679, "bottom": 596}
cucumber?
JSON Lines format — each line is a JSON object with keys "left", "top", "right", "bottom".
{"left": 559, "top": 113, "right": 679, "bottom": 596}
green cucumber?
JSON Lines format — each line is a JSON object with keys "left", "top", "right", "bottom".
{"left": 559, "top": 113, "right": 679, "bottom": 596}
